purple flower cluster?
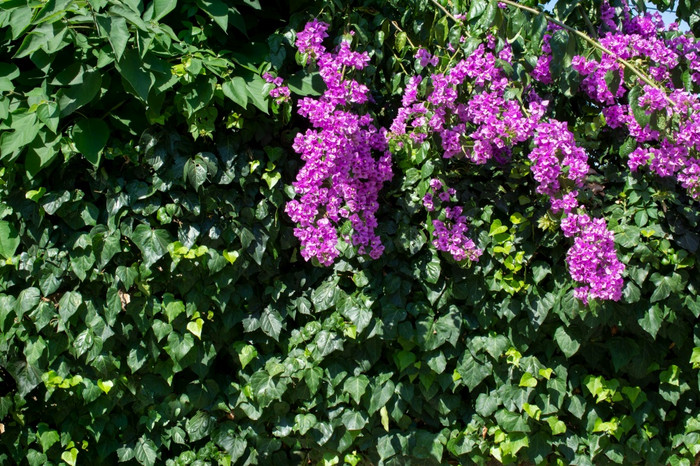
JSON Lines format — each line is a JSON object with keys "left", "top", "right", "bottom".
{"left": 263, "top": 72, "right": 290, "bottom": 103}
{"left": 391, "top": 41, "right": 545, "bottom": 164}
{"left": 531, "top": 26, "right": 558, "bottom": 84}
{"left": 568, "top": 5, "right": 700, "bottom": 199}
{"left": 285, "top": 21, "right": 392, "bottom": 265}
{"left": 295, "top": 19, "right": 328, "bottom": 63}
{"left": 560, "top": 213, "right": 625, "bottom": 305}
{"left": 282, "top": 11, "right": 685, "bottom": 306}
{"left": 529, "top": 121, "right": 589, "bottom": 196}
{"left": 423, "top": 179, "right": 482, "bottom": 262}
{"left": 415, "top": 48, "right": 439, "bottom": 67}
{"left": 385, "top": 30, "right": 627, "bottom": 304}
{"left": 528, "top": 120, "right": 624, "bottom": 304}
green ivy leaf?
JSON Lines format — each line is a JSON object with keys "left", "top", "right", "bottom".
{"left": 294, "top": 413, "right": 317, "bottom": 435}
{"left": 554, "top": 326, "right": 580, "bottom": 358}
{"left": 659, "top": 365, "right": 680, "bottom": 386}
{"left": 58, "top": 291, "right": 82, "bottom": 324}
{"left": 165, "top": 331, "right": 195, "bottom": 363}
{"left": 61, "top": 448, "right": 78, "bottom": 466}
{"left": 456, "top": 353, "right": 492, "bottom": 391}
{"left": 97, "top": 379, "right": 113, "bottom": 394}
{"left": 546, "top": 416, "right": 567, "bottom": 435}
{"left": 37, "top": 423, "right": 60, "bottom": 452}
{"left": 260, "top": 307, "right": 283, "bottom": 341}
{"left": 187, "top": 318, "right": 204, "bottom": 339}
{"left": 638, "top": 305, "right": 663, "bottom": 339}
{"left": 69, "top": 249, "right": 95, "bottom": 281}
{"left": 250, "top": 371, "right": 285, "bottom": 407}
{"left": 162, "top": 294, "right": 185, "bottom": 322}
{"left": 394, "top": 350, "right": 417, "bottom": 372}
{"left": 312, "top": 280, "right": 337, "bottom": 312}
{"left": 519, "top": 372, "right": 538, "bottom": 388}
{"left": 234, "top": 342, "right": 258, "bottom": 369}
{"left": 343, "top": 375, "right": 369, "bottom": 405}
{"left": 186, "top": 411, "right": 214, "bottom": 442}
{"left": 130, "top": 224, "right": 172, "bottom": 267}
{"left": 649, "top": 272, "right": 684, "bottom": 303}
{"left": 690, "top": 347, "right": 700, "bottom": 369}
{"left": 475, "top": 392, "right": 500, "bottom": 417}
{"left": 380, "top": 406, "right": 390, "bottom": 432}
{"left": 134, "top": 437, "right": 157, "bottom": 466}
{"left": 304, "top": 367, "right": 322, "bottom": 396}
{"left": 368, "top": 380, "right": 395, "bottom": 415}
{"left": 341, "top": 410, "right": 368, "bottom": 431}
{"left": 184, "top": 157, "right": 208, "bottom": 191}
{"left": 522, "top": 403, "right": 541, "bottom": 420}
{"left": 312, "top": 330, "right": 343, "bottom": 359}
{"left": 494, "top": 409, "right": 530, "bottom": 433}
{"left": 127, "top": 346, "right": 147, "bottom": 373}
{"left": 424, "top": 255, "right": 441, "bottom": 284}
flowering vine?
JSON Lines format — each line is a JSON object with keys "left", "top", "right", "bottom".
{"left": 283, "top": 20, "right": 392, "bottom": 265}
{"left": 278, "top": 0, "right": 700, "bottom": 305}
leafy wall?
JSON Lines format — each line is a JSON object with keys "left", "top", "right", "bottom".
{"left": 1, "top": 0, "right": 699, "bottom": 465}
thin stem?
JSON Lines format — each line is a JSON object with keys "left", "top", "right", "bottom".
{"left": 429, "top": 0, "right": 461, "bottom": 24}
{"left": 391, "top": 21, "right": 416, "bottom": 49}
{"left": 394, "top": 53, "right": 410, "bottom": 74}
{"left": 497, "top": 0, "right": 674, "bottom": 105}
{"left": 578, "top": 4, "right": 598, "bottom": 39}
{"left": 100, "top": 101, "right": 124, "bottom": 120}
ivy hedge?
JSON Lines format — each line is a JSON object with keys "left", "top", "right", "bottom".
{"left": 1, "top": 0, "right": 700, "bottom": 465}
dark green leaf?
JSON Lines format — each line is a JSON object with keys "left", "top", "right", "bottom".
{"left": 554, "top": 326, "right": 580, "bottom": 358}
{"left": 369, "top": 381, "right": 395, "bottom": 414}
{"left": 186, "top": 411, "right": 214, "bottom": 442}
{"left": 58, "top": 291, "right": 82, "bottom": 323}
{"left": 287, "top": 72, "right": 324, "bottom": 96}
{"left": 0, "top": 220, "right": 20, "bottom": 259}
{"left": 57, "top": 70, "right": 101, "bottom": 117}
{"left": 260, "top": 307, "right": 283, "bottom": 341}
{"left": 341, "top": 410, "right": 368, "bottom": 431}
{"left": 130, "top": 224, "right": 172, "bottom": 266}
{"left": 222, "top": 77, "right": 249, "bottom": 108}
{"left": 117, "top": 49, "right": 153, "bottom": 101}
{"left": 96, "top": 15, "right": 129, "bottom": 61}
{"left": 639, "top": 305, "right": 663, "bottom": 339}
{"left": 343, "top": 375, "right": 369, "bottom": 405}
{"left": 72, "top": 118, "right": 110, "bottom": 165}
{"left": 457, "top": 353, "right": 491, "bottom": 391}
{"left": 134, "top": 437, "right": 157, "bottom": 466}
{"left": 197, "top": 0, "right": 228, "bottom": 32}
{"left": 153, "top": 0, "right": 177, "bottom": 20}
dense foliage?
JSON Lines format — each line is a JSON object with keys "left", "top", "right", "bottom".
{"left": 1, "top": 0, "right": 700, "bottom": 464}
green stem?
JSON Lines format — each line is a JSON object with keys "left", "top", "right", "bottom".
{"left": 391, "top": 21, "right": 416, "bottom": 49}
{"left": 578, "top": 4, "right": 598, "bottom": 39}
{"left": 429, "top": 0, "right": 461, "bottom": 24}
{"left": 100, "top": 101, "right": 124, "bottom": 120}
{"left": 497, "top": 0, "right": 674, "bottom": 105}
